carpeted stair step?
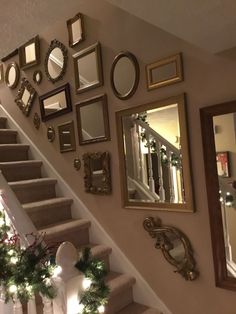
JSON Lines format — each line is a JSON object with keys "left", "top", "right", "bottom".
{"left": 0, "top": 144, "right": 29, "bottom": 161}
{"left": 105, "top": 272, "right": 136, "bottom": 313}
{"left": 9, "top": 178, "right": 57, "bottom": 203}
{"left": 0, "top": 129, "right": 18, "bottom": 143}
{"left": 0, "top": 160, "right": 42, "bottom": 182}
{"left": 116, "top": 303, "right": 161, "bottom": 314}
{"left": 22, "top": 197, "right": 73, "bottom": 228}
{"left": 0, "top": 117, "right": 7, "bottom": 129}
{"left": 40, "top": 219, "right": 91, "bottom": 248}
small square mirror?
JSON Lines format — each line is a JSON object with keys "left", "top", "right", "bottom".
{"left": 73, "top": 42, "right": 103, "bottom": 94}
{"left": 67, "top": 13, "right": 84, "bottom": 47}
{"left": 19, "top": 36, "right": 40, "bottom": 70}
{"left": 76, "top": 94, "right": 110, "bottom": 145}
{"left": 58, "top": 121, "right": 76, "bottom": 153}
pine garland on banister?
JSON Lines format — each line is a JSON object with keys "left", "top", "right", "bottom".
{"left": 75, "top": 247, "right": 110, "bottom": 314}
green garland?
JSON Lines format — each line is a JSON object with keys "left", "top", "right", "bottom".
{"left": 75, "top": 247, "right": 110, "bottom": 314}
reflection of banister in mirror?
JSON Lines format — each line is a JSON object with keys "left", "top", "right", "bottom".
{"left": 201, "top": 100, "right": 236, "bottom": 290}
{"left": 116, "top": 94, "right": 194, "bottom": 212}
{"left": 143, "top": 216, "right": 198, "bottom": 280}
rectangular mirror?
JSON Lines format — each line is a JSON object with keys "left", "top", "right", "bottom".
{"left": 0, "top": 63, "right": 4, "bottom": 83}
{"left": 15, "top": 78, "right": 36, "bottom": 116}
{"left": 76, "top": 94, "right": 110, "bottom": 145}
{"left": 83, "top": 152, "right": 112, "bottom": 194}
{"left": 19, "top": 35, "right": 40, "bottom": 70}
{"left": 146, "top": 53, "right": 183, "bottom": 91}
{"left": 58, "top": 120, "right": 76, "bottom": 153}
{"left": 67, "top": 13, "right": 84, "bottom": 47}
{"left": 73, "top": 42, "right": 103, "bottom": 94}
{"left": 201, "top": 101, "right": 236, "bottom": 290}
{"left": 116, "top": 94, "right": 194, "bottom": 211}
{"left": 39, "top": 83, "right": 72, "bottom": 122}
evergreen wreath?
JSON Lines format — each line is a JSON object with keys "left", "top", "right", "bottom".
{"left": 75, "top": 247, "right": 110, "bottom": 314}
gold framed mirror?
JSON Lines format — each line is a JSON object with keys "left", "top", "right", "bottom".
{"left": 83, "top": 152, "right": 111, "bottom": 194}
{"left": 110, "top": 51, "right": 139, "bottom": 100}
{"left": 5, "top": 62, "right": 20, "bottom": 89}
{"left": 146, "top": 53, "right": 183, "bottom": 91}
{"left": 75, "top": 94, "right": 110, "bottom": 145}
{"left": 73, "top": 42, "right": 103, "bottom": 94}
{"left": 116, "top": 94, "right": 194, "bottom": 212}
{"left": 15, "top": 78, "right": 36, "bottom": 116}
{"left": 0, "top": 63, "right": 4, "bottom": 83}
{"left": 44, "top": 39, "right": 68, "bottom": 83}
{"left": 19, "top": 35, "right": 40, "bottom": 70}
{"left": 58, "top": 121, "right": 76, "bottom": 153}
{"left": 201, "top": 99, "right": 236, "bottom": 290}
{"left": 39, "top": 83, "right": 72, "bottom": 122}
{"left": 67, "top": 13, "right": 84, "bottom": 47}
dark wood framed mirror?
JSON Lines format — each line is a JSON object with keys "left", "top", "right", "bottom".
{"left": 75, "top": 94, "right": 110, "bottom": 145}
{"left": 39, "top": 83, "right": 72, "bottom": 122}
{"left": 33, "top": 70, "right": 42, "bottom": 85}
{"left": 0, "top": 63, "right": 4, "bottom": 83}
{"left": 58, "top": 120, "right": 76, "bottom": 153}
{"left": 44, "top": 39, "right": 68, "bottom": 83}
{"left": 19, "top": 35, "right": 40, "bottom": 70}
{"left": 5, "top": 62, "right": 20, "bottom": 89}
{"left": 73, "top": 42, "right": 103, "bottom": 94}
{"left": 110, "top": 51, "right": 139, "bottom": 100}
{"left": 116, "top": 94, "right": 194, "bottom": 212}
{"left": 201, "top": 99, "right": 236, "bottom": 290}
{"left": 15, "top": 78, "right": 36, "bottom": 116}
{"left": 67, "top": 12, "right": 84, "bottom": 47}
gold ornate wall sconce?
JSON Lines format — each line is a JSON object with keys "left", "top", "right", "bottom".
{"left": 143, "top": 217, "right": 199, "bottom": 281}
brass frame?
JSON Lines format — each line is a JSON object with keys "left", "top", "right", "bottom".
{"left": 47, "top": 126, "right": 55, "bottom": 142}
{"left": 19, "top": 35, "right": 40, "bottom": 70}
{"left": 83, "top": 152, "right": 112, "bottom": 194}
{"left": 143, "top": 217, "right": 198, "bottom": 280}
{"left": 39, "top": 83, "right": 72, "bottom": 122}
{"left": 15, "top": 78, "right": 36, "bottom": 116}
{"left": 0, "top": 63, "right": 4, "bottom": 83}
{"left": 146, "top": 53, "right": 183, "bottom": 91}
{"left": 73, "top": 42, "right": 103, "bottom": 94}
{"left": 75, "top": 94, "right": 110, "bottom": 145}
{"left": 110, "top": 51, "right": 140, "bottom": 100}
{"left": 33, "top": 70, "right": 42, "bottom": 85}
{"left": 58, "top": 120, "right": 76, "bottom": 153}
{"left": 5, "top": 62, "right": 20, "bottom": 89}
{"left": 67, "top": 12, "right": 84, "bottom": 47}
{"left": 200, "top": 99, "right": 236, "bottom": 291}
{"left": 44, "top": 39, "right": 68, "bottom": 83}
{"left": 116, "top": 94, "right": 194, "bottom": 212}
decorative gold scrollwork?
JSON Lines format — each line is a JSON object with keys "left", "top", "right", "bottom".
{"left": 143, "top": 217, "right": 199, "bottom": 280}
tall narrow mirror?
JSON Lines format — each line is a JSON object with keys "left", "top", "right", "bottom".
{"left": 116, "top": 94, "right": 194, "bottom": 212}
{"left": 67, "top": 13, "right": 84, "bottom": 47}
{"left": 201, "top": 100, "right": 236, "bottom": 290}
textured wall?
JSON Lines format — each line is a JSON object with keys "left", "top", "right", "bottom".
{"left": 1, "top": 1, "right": 236, "bottom": 313}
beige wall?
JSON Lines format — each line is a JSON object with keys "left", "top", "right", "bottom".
{"left": 1, "top": 1, "right": 236, "bottom": 313}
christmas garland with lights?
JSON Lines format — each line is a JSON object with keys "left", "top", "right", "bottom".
{"left": 75, "top": 247, "right": 110, "bottom": 314}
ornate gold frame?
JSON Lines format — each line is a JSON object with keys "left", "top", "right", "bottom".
{"left": 146, "top": 53, "right": 183, "bottom": 91}
{"left": 143, "top": 217, "right": 198, "bottom": 280}
{"left": 19, "top": 35, "right": 40, "bottom": 70}
{"left": 83, "top": 152, "right": 111, "bottom": 194}
{"left": 15, "top": 78, "right": 36, "bottom": 116}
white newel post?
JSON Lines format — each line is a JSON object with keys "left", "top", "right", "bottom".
{"left": 157, "top": 142, "right": 165, "bottom": 201}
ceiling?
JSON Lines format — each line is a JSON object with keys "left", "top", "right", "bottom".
{"left": 1, "top": 0, "right": 236, "bottom": 59}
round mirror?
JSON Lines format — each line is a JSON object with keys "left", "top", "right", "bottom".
{"left": 5, "top": 62, "right": 20, "bottom": 89}
{"left": 33, "top": 70, "right": 42, "bottom": 85}
{"left": 47, "top": 126, "right": 55, "bottom": 142}
{"left": 110, "top": 51, "right": 139, "bottom": 100}
{"left": 44, "top": 39, "right": 68, "bottom": 83}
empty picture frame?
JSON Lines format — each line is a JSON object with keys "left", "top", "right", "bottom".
{"left": 19, "top": 35, "right": 40, "bottom": 70}
{"left": 58, "top": 120, "right": 76, "bottom": 153}
{"left": 73, "top": 42, "right": 103, "bottom": 94}
{"left": 76, "top": 94, "right": 110, "bottom": 145}
{"left": 146, "top": 53, "right": 183, "bottom": 91}
{"left": 67, "top": 13, "right": 84, "bottom": 47}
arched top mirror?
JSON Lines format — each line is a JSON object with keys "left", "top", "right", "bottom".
{"left": 111, "top": 51, "right": 139, "bottom": 100}
{"left": 201, "top": 100, "right": 236, "bottom": 290}
{"left": 5, "top": 62, "right": 20, "bottom": 89}
{"left": 44, "top": 39, "right": 68, "bottom": 83}
{"left": 116, "top": 94, "right": 194, "bottom": 212}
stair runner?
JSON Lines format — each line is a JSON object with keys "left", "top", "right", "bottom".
{"left": 0, "top": 117, "right": 159, "bottom": 314}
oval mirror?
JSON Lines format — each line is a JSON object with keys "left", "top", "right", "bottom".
{"left": 5, "top": 62, "right": 20, "bottom": 89}
{"left": 33, "top": 70, "right": 42, "bottom": 85}
{"left": 111, "top": 51, "right": 139, "bottom": 100}
{"left": 45, "top": 39, "right": 68, "bottom": 83}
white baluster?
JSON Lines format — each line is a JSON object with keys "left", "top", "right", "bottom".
{"left": 157, "top": 142, "right": 165, "bottom": 201}
{"left": 41, "top": 296, "right": 53, "bottom": 314}
{"left": 167, "top": 150, "right": 175, "bottom": 203}
{"left": 147, "top": 133, "right": 155, "bottom": 194}
{"left": 13, "top": 299, "right": 23, "bottom": 314}
{"left": 27, "top": 296, "right": 37, "bottom": 314}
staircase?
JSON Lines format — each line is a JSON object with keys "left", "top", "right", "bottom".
{"left": 0, "top": 116, "right": 159, "bottom": 314}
